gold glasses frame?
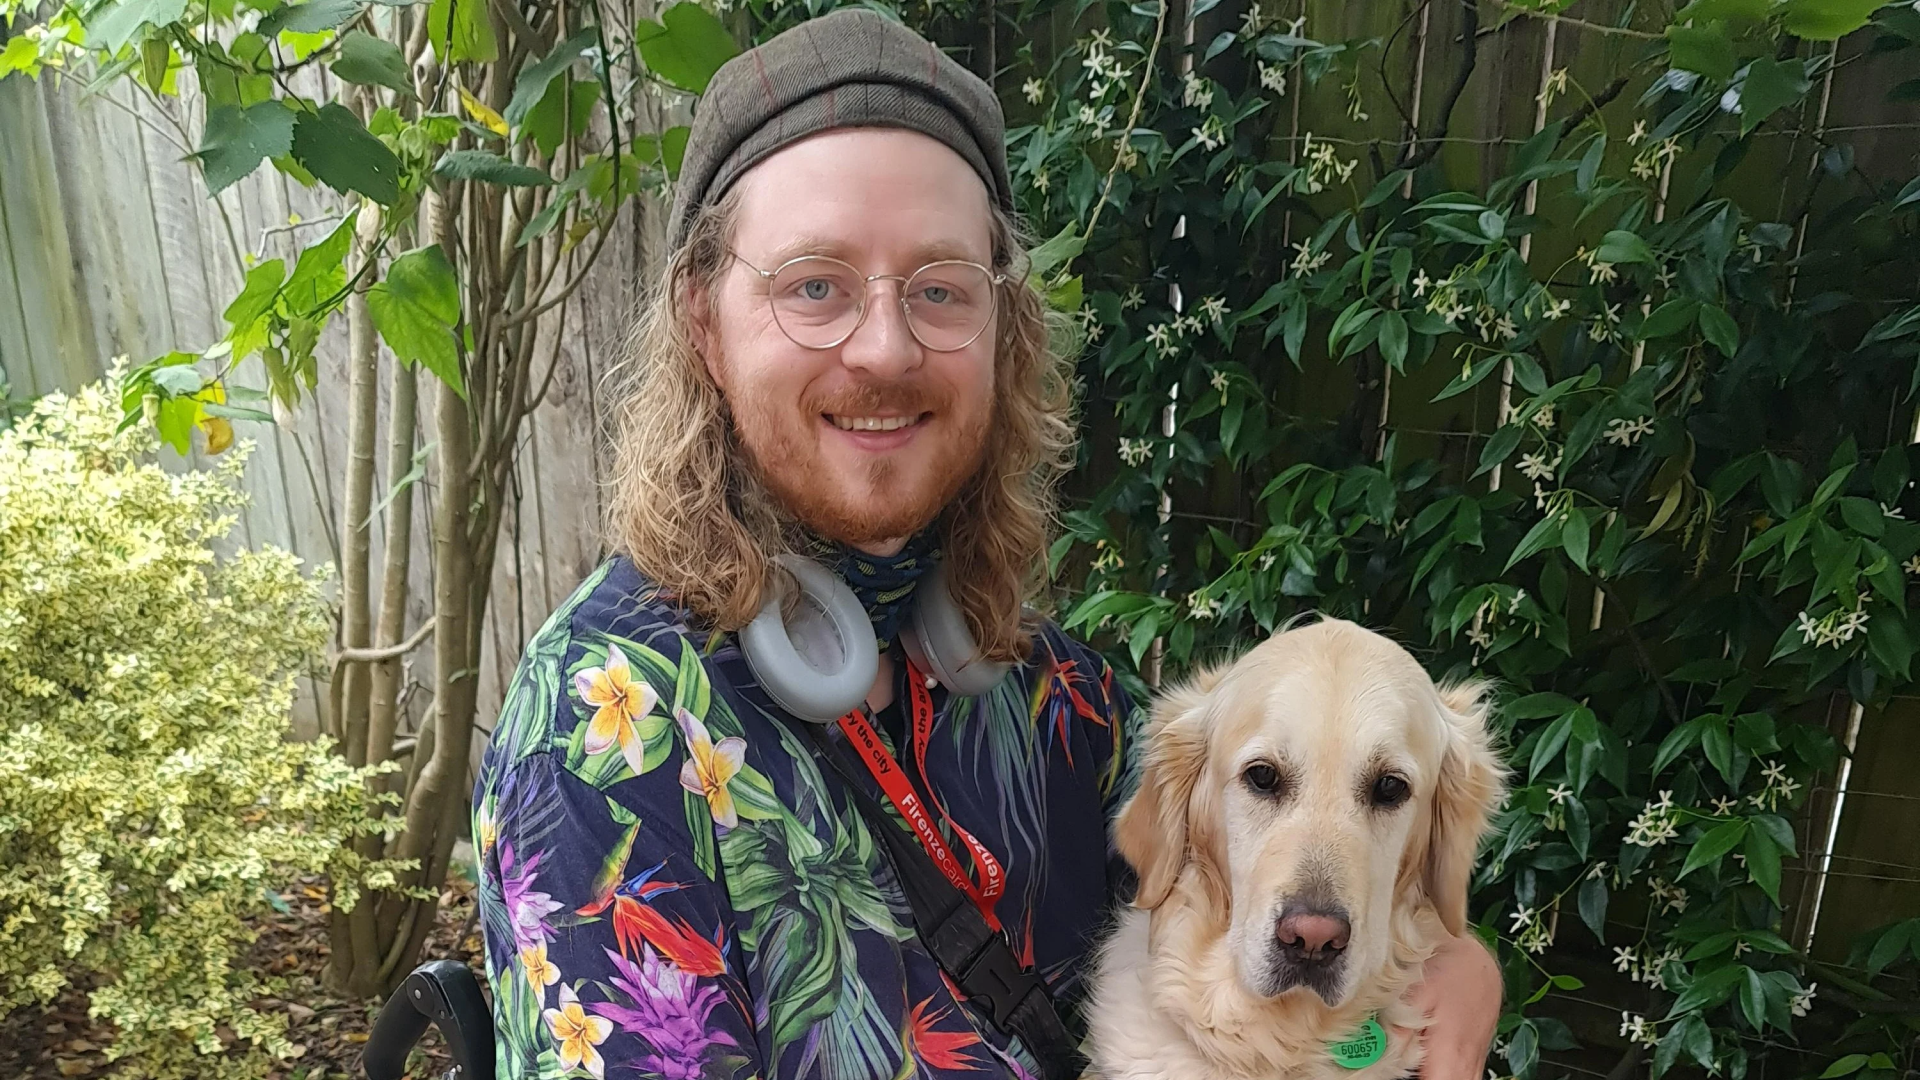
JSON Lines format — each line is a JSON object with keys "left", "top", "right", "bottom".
{"left": 730, "top": 251, "right": 1010, "bottom": 353}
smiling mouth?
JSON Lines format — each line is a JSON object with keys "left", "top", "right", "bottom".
{"left": 826, "top": 413, "right": 927, "bottom": 432}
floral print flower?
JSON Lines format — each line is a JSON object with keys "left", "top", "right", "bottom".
{"left": 544, "top": 984, "right": 614, "bottom": 1078}
{"left": 522, "top": 941, "right": 561, "bottom": 995}
{"left": 675, "top": 708, "right": 747, "bottom": 829}
{"left": 498, "top": 841, "right": 565, "bottom": 952}
{"left": 576, "top": 645, "right": 659, "bottom": 776}
{"left": 592, "top": 945, "right": 736, "bottom": 1079}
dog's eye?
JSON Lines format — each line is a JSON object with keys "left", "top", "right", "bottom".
{"left": 1370, "top": 774, "right": 1411, "bottom": 808}
{"left": 1243, "top": 762, "right": 1284, "bottom": 796}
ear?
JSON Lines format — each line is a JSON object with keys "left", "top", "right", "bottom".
{"left": 1423, "top": 681, "right": 1508, "bottom": 936}
{"left": 681, "top": 272, "right": 723, "bottom": 388}
{"left": 1114, "top": 663, "right": 1226, "bottom": 910}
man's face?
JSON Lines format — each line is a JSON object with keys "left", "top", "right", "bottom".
{"left": 695, "top": 128, "right": 999, "bottom": 551}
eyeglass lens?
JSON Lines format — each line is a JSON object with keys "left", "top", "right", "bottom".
{"left": 766, "top": 257, "right": 996, "bottom": 351}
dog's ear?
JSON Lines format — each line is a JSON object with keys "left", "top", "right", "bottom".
{"left": 1114, "top": 665, "right": 1225, "bottom": 910}
{"left": 1423, "top": 681, "right": 1507, "bottom": 935}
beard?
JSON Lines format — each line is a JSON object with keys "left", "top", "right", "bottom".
{"left": 725, "top": 373, "right": 992, "bottom": 548}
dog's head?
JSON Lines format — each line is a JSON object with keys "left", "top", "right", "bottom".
{"left": 1115, "top": 618, "right": 1505, "bottom": 1007}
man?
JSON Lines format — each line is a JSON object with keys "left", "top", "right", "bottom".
{"left": 471, "top": 10, "right": 1501, "bottom": 1080}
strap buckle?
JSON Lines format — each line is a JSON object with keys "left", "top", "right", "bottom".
{"left": 956, "top": 928, "right": 1046, "bottom": 1030}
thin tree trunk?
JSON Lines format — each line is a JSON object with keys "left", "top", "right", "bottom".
{"left": 329, "top": 205, "right": 384, "bottom": 997}
{"left": 364, "top": 361, "right": 419, "bottom": 948}
{"left": 378, "top": 368, "right": 479, "bottom": 991}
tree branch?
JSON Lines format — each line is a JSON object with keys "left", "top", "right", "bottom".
{"left": 333, "top": 619, "right": 436, "bottom": 666}
{"left": 1397, "top": 0, "right": 1479, "bottom": 172}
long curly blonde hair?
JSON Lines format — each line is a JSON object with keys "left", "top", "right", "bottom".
{"left": 602, "top": 190, "right": 1077, "bottom": 663}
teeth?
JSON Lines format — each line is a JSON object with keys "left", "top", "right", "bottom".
{"left": 830, "top": 415, "right": 917, "bottom": 432}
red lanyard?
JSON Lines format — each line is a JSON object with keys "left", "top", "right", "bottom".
{"left": 836, "top": 660, "right": 1006, "bottom": 931}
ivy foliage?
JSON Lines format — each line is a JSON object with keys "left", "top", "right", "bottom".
{"left": 952, "top": 0, "right": 1919, "bottom": 1076}
{"left": 0, "top": 381, "right": 394, "bottom": 1077}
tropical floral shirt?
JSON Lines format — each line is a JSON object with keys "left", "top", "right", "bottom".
{"left": 472, "top": 557, "right": 1144, "bottom": 1080}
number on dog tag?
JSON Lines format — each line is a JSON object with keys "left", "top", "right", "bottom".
{"left": 1327, "top": 1016, "right": 1387, "bottom": 1069}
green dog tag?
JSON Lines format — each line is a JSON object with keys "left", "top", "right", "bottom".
{"left": 1327, "top": 1016, "right": 1387, "bottom": 1070}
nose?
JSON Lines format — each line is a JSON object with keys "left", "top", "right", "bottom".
{"left": 839, "top": 280, "right": 923, "bottom": 378}
{"left": 1276, "top": 906, "right": 1351, "bottom": 963}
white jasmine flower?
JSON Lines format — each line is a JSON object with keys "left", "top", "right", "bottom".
{"left": 1023, "top": 78, "right": 1044, "bottom": 105}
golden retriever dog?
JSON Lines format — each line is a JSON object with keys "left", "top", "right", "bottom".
{"left": 1086, "top": 618, "right": 1506, "bottom": 1080}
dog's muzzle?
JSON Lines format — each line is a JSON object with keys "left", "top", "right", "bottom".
{"left": 1262, "top": 898, "right": 1351, "bottom": 1003}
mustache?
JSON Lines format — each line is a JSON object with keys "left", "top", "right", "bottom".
{"left": 806, "top": 378, "right": 949, "bottom": 417}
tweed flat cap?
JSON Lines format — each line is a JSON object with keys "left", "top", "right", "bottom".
{"left": 668, "top": 9, "right": 1011, "bottom": 247}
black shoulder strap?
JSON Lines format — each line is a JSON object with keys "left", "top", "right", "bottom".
{"left": 801, "top": 721, "right": 1088, "bottom": 1080}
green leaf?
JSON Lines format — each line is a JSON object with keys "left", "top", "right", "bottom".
{"left": 434, "top": 148, "right": 554, "bottom": 186}
{"left": 224, "top": 258, "right": 287, "bottom": 341}
{"left": 1652, "top": 718, "right": 1705, "bottom": 777}
{"left": 1668, "top": 964, "right": 1745, "bottom": 1018}
{"left": 1577, "top": 876, "right": 1608, "bottom": 936}
{"left": 1866, "top": 921, "right": 1913, "bottom": 973}
{"left": 90, "top": 0, "right": 189, "bottom": 53}
{"left": 154, "top": 395, "right": 198, "bottom": 454}
{"left": 1668, "top": 22, "right": 1736, "bottom": 80}
{"left": 1597, "top": 229, "right": 1655, "bottom": 265}
{"left": 1506, "top": 514, "right": 1564, "bottom": 571}
{"left": 1680, "top": 819, "right": 1749, "bottom": 880}
{"left": 1028, "top": 223, "right": 1086, "bottom": 280}
{"left": 633, "top": 2, "right": 739, "bottom": 94}
{"left": 1677, "top": 0, "right": 1772, "bottom": 20}
{"left": 1508, "top": 693, "right": 1580, "bottom": 719}
{"left": 1700, "top": 304, "right": 1739, "bottom": 356}
{"left": 426, "top": 0, "right": 498, "bottom": 63}
{"left": 197, "top": 101, "right": 296, "bottom": 195}
{"left": 368, "top": 246, "right": 464, "bottom": 396}
{"left": 292, "top": 102, "right": 401, "bottom": 204}
{"left": 1739, "top": 967, "right": 1767, "bottom": 1031}
{"left": 1738, "top": 58, "right": 1811, "bottom": 136}
{"left": 1841, "top": 496, "right": 1886, "bottom": 537}
{"left": 506, "top": 27, "right": 596, "bottom": 126}
{"left": 1562, "top": 507, "right": 1591, "bottom": 571}
{"left": 330, "top": 31, "right": 413, "bottom": 97}
{"left": 282, "top": 209, "right": 358, "bottom": 314}
{"left": 1529, "top": 711, "right": 1576, "bottom": 781}
{"left": 1782, "top": 0, "right": 1886, "bottom": 39}
{"left": 1576, "top": 133, "right": 1606, "bottom": 193}
{"left": 1822, "top": 1056, "right": 1870, "bottom": 1079}
{"left": 1642, "top": 298, "right": 1699, "bottom": 339}
{"left": 1379, "top": 311, "right": 1408, "bottom": 370}
{"left": 1744, "top": 823, "right": 1782, "bottom": 903}
{"left": 1476, "top": 423, "right": 1523, "bottom": 477}
{"left": 523, "top": 79, "right": 601, "bottom": 158}
{"left": 257, "top": 0, "right": 361, "bottom": 37}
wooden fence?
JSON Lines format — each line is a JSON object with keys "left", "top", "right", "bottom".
{"left": 0, "top": 67, "right": 642, "bottom": 746}
{"left": 2, "top": 3, "right": 1915, "bottom": 965}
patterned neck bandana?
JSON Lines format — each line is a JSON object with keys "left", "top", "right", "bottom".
{"left": 810, "top": 530, "right": 941, "bottom": 650}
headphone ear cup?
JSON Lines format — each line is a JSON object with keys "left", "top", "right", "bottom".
{"left": 901, "top": 562, "right": 1012, "bottom": 697}
{"left": 740, "top": 554, "right": 878, "bottom": 722}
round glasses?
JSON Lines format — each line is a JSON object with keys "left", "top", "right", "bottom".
{"left": 731, "top": 252, "right": 1008, "bottom": 352}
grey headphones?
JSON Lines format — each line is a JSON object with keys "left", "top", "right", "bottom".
{"left": 739, "top": 554, "right": 1011, "bottom": 722}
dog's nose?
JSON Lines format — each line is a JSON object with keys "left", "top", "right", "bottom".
{"left": 1276, "top": 909, "right": 1351, "bottom": 960}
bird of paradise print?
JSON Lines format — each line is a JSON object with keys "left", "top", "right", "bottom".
{"left": 907, "top": 995, "right": 986, "bottom": 1072}
{"left": 1028, "top": 641, "right": 1111, "bottom": 768}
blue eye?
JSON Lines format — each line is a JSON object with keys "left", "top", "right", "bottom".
{"left": 921, "top": 285, "right": 952, "bottom": 304}
{"left": 801, "top": 279, "right": 833, "bottom": 301}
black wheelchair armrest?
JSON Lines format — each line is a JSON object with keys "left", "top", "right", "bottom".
{"left": 362, "top": 959, "right": 496, "bottom": 1080}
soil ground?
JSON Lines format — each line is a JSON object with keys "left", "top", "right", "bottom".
{"left": 0, "top": 871, "right": 486, "bottom": 1080}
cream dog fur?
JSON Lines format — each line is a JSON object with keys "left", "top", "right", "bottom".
{"left": 1086, "top": 618, "right": 1506, "bottom": 1080}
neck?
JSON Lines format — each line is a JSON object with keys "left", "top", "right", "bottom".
{"left": 811, "top": 528, "right": 941, "bottom": 650}
{"left": 850, "top": 536, "right": 910, "bottom": 558}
